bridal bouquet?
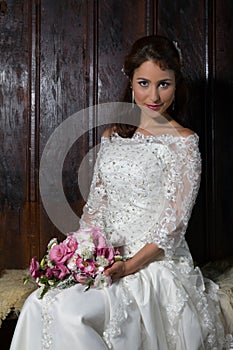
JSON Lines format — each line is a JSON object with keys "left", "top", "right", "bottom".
{"left": 28, "top": 226, "right": 122, "bottom": 298}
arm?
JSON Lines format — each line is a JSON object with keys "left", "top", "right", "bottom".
{"left": 105, "top": 134, "right": 202, "bottom": 280}
{"left": 105, "top": 242, "right": 162, "bottom": 280}
{"left": 79, "top": 139, "right": 107, "bottom": 229}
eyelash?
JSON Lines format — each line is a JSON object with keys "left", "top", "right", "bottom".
{"left": 159, "top": 82, "right": 170, "bottom": 88}
{"left": 138, "top": 81, "right": 170, "bottom": 88}
{"left": 138, "top": 81, "right": 149, "bottom": 87}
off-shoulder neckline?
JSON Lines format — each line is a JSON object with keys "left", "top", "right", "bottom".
{"left": 101, "top": 131, "right": 199, "bottom": 141}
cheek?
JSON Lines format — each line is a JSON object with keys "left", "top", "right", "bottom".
{"left": 134, "top": 88, "right": 147, "bottom": 102}
{"left": 161, "top": 89, "right": 175, "bottom": 103}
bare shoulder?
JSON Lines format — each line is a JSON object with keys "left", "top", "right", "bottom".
{"left": 178, "top": 127, "right": 195, "bottom": 138}
{"left": 170, "top": 119, "right": 195, "bottom": 138}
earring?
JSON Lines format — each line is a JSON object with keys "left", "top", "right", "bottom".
{"left": 172, "top": 98, "right": 175, "bottom": 111}
{"left": 131, "top": 89, "right": 135, "bottom": 108}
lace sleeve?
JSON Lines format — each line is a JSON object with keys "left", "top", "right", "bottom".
{"left": 148, "top": 135, "right": 202, "bottom": 259}
{"left": 79, "top": 140, "right": 107, "bottom": 229}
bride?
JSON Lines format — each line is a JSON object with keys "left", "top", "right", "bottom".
{"left": 10, "top": 35, "right": 227, "bottom": 349}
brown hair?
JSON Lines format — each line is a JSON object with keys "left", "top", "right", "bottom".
{"left": 114, "top": 35, "right": 189, "bottom": 138}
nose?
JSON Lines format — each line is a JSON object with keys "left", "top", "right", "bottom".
{"left": 149, "top": 85, "right": 160, "bottom": 103}
{"left": 150, "top": 86, "right": 160, "bottom": 102}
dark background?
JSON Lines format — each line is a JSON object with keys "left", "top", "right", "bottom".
{"left": 0, "top": 0, "right": 233, "bottom": 269}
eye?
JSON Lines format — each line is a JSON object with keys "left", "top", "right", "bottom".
{"left": 138, "top": 80, "right": 149, "bottom": 87}
{"left": 158, "top": 81, "right": 170, "bottom": 88}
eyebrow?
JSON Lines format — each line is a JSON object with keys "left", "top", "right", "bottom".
{"left": 136, "top": 77, "right": 173, "bottom": 82}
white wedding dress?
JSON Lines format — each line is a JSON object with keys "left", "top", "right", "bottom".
{"left": 10, "top": 131, "right": 227, "bottom": 350}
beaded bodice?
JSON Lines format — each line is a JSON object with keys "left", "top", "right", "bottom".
{"left": 80, "top": 132, "right": 201, "bottom": 260}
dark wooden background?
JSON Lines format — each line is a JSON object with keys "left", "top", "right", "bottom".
{"left": 0, "top": 0, "right": 232, "bottom": 269}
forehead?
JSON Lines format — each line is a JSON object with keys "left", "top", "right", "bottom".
{"left": 133, "top": 60, "right": 175, "bottom": 80}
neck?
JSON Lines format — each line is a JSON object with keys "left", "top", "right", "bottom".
{"left": 138, "top": 112, "right": 174, "bottom": 133}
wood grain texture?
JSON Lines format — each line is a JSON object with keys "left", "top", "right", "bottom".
{"left": 97, "top": 0, "right": 148, "bottom": 105}
{"left": 0, "top": 0, "right": 29, "bottom": 208}
{"left": 0, "top": 0, "right": 233, "bottom": 268}
{"left": 39, "top": 0, "right": 90, "bottom": 253}
{"left": 0, "top": 0, "right": 30, "bottom": 268}
{"left": 214, "top": 0, "right": 233, "bottom": 259}
{"left": 157, "top": 0, "right": 208, "bottom": 261}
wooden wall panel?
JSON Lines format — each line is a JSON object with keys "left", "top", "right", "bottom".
{"left": 0, "top": 0, "right": 29, "bottom": 207}
{"left": 97, "top": 0, "right": 149, "bottom": 104}
{"left": 39, "top": 0, "right": 90, "bottom": 252}
{"left": 157, "top": 0, "right": 233, "bottom": 262}
{"left": 0, "top": 0, "right": 232, "bottom": 268}
{"left": 94, "top": 0, "right": 157, "bottom": 141}
{"left": 215, "top": 0, "right": 233, "bottom": 259}
{"left": 157, "top": 0, "right": 210, "bottom": 261}
{"left": 0, "top": 0, "right": 30, "bottom": 268}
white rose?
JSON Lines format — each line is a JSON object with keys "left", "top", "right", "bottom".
{"left": 96, "top": 256, "right": 109, "bottom": 267}
{"left": 73, "top": 231, "right": 92, "bottom": 243}
{"left": 67, "top": 254, "right": 78, "bottom": 270}
{"left": 76, "top": 241, "right": 95, "bottom": 260}
{"left": 94, "top": 273, "right": 111, "bottom": 289}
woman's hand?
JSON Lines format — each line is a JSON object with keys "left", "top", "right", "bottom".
{"left": 105, "top": 243, "right": 162, "bottom": 281}
{"left": 104, "top": 261, "right": 125, "bottom": 281}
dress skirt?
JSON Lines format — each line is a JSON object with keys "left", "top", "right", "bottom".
{"left": 10, "top": 259, "right": 223, "bottom": 350}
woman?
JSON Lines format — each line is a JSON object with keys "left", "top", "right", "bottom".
{"left": 10, "top": 35, "right": 226, "bottom": 350}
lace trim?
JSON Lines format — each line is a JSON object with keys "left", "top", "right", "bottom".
{"left": 166, "top": 289, "right": 189, "bottom": 349}
{"left": 156, "top": 261, "right": 226, "bottom": 349}
{"left": 78, "top": 132, "right": 230, "bottom": 348}
{"left": 81, "top": 132, "right": 201, "bottom": 261}
{"left": 108, "top": 130, "right": 199, "bottom": 143}
{"left": 39, "top": 267, "right": 231, "bottom": 350}
{"left": 103, "top": 279, "right": 133, "bottom": 349}
{"left": 41, "top": 288, "right": 63, "bottom": 350}
{"left": 224, "top": 334, "right": 233, "bottom": 349}
{"left": 156, "top": 260, "right": 190, "bottom": 349}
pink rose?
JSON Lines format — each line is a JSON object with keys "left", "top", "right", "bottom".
{"left": 64, "top": 235, "right": 78, "bottom": 254}
{"left": 57, "top": 264, "right": 70, "bottom": 279}
{"left": 92, "top": 227, "right": 108, "bottom": 249}
{"left": 50, "top": 264, "right": 70, "bottom": 279}
{"left": 30, "top": 257, "right": 42, "bottom": 279}
{"left": 49, "top": 242, "right": 72, "bottom": 264}
{"left": 74, "top": 273, "right": 87, "bottom": 284}
{"left": 76, "top": 257, "right": 96, "bottom": 276}
{"left": 96, "top": 247, "right": 115, "bottom": 264}
{"left": 45, "top": 267, "right": 54, "bottom": 278}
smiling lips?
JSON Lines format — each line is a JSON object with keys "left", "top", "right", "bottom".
{"left": 146, "top": 104, "right": 163, "bottom": 111}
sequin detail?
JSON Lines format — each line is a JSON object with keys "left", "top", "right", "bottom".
{"left": 79, "top": 132, "right": 228, "bottom": 349}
